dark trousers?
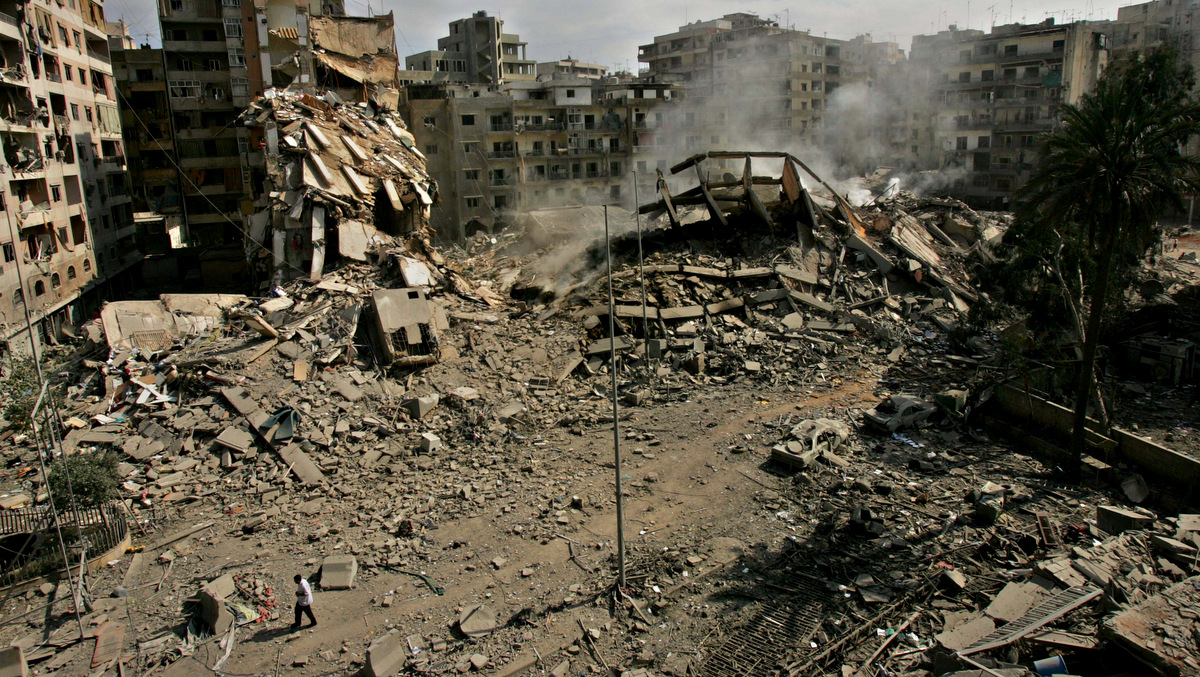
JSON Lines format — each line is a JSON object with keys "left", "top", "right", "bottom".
{"left": 294, "top": 603, "right": 316, "bottom": 626}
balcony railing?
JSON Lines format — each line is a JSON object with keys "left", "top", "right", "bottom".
{"left": 486, "top": 150, "right": 516, "bottom": 159}
{"left": 489, "top": 176, "right": 515, "bottom": 186}
{"left": 46, "top": 72, "right": 62, "bottom": 83}
{"left": 487, "top": 123, "right": 513, "bottom": 132}
{"left": 87, "top": 47, "right": 107, "bottom": 60}
{"left": 0, "top": 12, "right": 18, "bottom": 26}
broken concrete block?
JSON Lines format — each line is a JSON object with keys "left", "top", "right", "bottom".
{"left": 419, "top": 433, "right": 442, "bottom": 454}
{"left": 0, "top": 646, "right": 27, "bottom": 677}
{"left": 682, "top": 353, "right": 705, "bottom": 375}
{"left": 198, "top": 587, "right": 234, "bottom": 634}
{"left": 458, "top": 604, "right": 497, "bottom": 637}
{"left": 404, "top": 394, "right": 439, "bottom": 419}
{"left": 366, "top": 630, "right": 405, "bottom": 677}
{"left": 1097, "top": 505, "right": 1153, "bottom": 535}
{"left": 782, "top": 312, "right": 805, "bottom": 330}
{"left": 321, "top": 555, "right": 358, "bottom": 590}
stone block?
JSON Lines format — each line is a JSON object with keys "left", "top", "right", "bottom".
{"left": 419, "top": 433, "right": 442, "bottom": 454}
{"left": 404, "top": 394, "right": 439, "bottom": 419}
{"left": 321, "top": 555, "right": 358, "bottom": 590}
{"left": 367, "top": 630, "right": 405, "bottom": 677}
{"left": 1097, "top": 505, "right": 1154, "bottom": 535}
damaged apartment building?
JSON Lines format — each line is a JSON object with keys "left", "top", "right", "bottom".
{"left": 400, "top": 12, "right": 678, "bottom": 241}
{"left": 0, "top": 0, "right": 137, "bottom": 356}
{"left": 110, "top": 0, "right": 397, "bottom": 285}
{"left": 908, "top": 18, "right": 1111, "bottom": 209}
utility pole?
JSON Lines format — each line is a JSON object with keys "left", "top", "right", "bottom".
{"left": 603, "top": 205, "right": 626, "bottom": 589}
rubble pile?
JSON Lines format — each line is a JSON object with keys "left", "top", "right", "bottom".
{"left": 0, "top": 148, "right": 1197, "bottom": 677}
{"left": 240, "top": 90, "right": 436, "bottom": 284}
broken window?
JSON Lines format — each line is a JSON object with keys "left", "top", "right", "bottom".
{"left": 465, "top": 196, "right": 479, "bottom": 208}
{"left": 1052, "top": 39, "right": 1065, "bottom": 52}
{"left": 461, "top": 114, "right": 475, "bottom": 126}
{"left": 228, "top": 48, "right": 246, "bottom": 67}
{"left": 463, "top": 169, "right": 480, "bottom": 181}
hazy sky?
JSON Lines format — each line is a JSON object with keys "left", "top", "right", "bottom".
{"left": 111, "top": 0, "right": 1131, "bottom": 69}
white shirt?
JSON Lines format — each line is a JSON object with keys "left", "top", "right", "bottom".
{"left": 296, "top": 579, "right": 313, "bottom": 606}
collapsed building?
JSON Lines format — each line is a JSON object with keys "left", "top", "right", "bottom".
{"left": 239, "top": 91, "right": 437, "bottom": 287}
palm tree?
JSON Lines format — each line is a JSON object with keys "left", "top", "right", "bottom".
{"left": 1016, "top": 48, "right": 1200, "bottom": 482}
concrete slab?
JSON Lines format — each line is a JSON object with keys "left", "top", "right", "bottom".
{"left": 321, "top": 555, "right": 358, "bottom": 590}
{"left": 458, "top": 604, "right": 498, "bottom": 637}
{"left": 0, "top": 646, "right": 27, "bottom": 677}
{"left": 367, "top": 629, "right": 405, "bottom": 677}
{"left": 984, "top": 582, "right": 1046, "bottom": 623}
{"left": 935, "top": 613, "right": 995, "bottom": 652}
{"left": 1097, "top": 505, "right": 1154, "bottom": 534}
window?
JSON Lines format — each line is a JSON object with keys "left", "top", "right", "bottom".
{"left": 231, "top": 77, "right": 249, "bottom": 96}
{"left": 460, "top": 114, "right": 475, "bottom": 126}
{"left": 422, "top": 116, "right": 435, "bottom": 126}
{"left": 70, "top": 103, "right": 78, "bottom": 120}
{"left": 424, "top": 144, "right": 438, "bottom": 154}
{"left": 58, "top": 26, "right": 69, "bottom": 46}
{"left": 207, "top": 59, "right": 221, "bottom": 71}
{"left": 67, "top": 266, "right": 76, "bottom": 280}
{"left": 169, "top": 0, "right": 183, "bottom": 9}
{"left": 1052, "top": 39, "right": 1065, "bottom": 52}
{"left": 223, "top": 18, "right": 242, "bottom": 38}
{"left": 178, "top": 59, "right": 194, "bottom": 71}
{"left": 465, "top": 197, "right": 480, "bottom": 208}
{"left": 73, "top": 31, "right": 81, "bottom": 49}
{"left": 78, "top": 68, "right": 86, "bottom": 85}
{"left": 84, "top": 107, "right": 92, "bottom": 122}
{"left": 228, "top": 49, "right": 246, "bottom": 67}
{"left": 51, "top": 185, "right": 61, "bottom": 202}
{"left": 82, "top": 259, "right": 91, "bottom": 271}
{"left": 64, "top": 67, "right": 72, "bottom": 81}
{"left": 1, "top": 243, "right": 12, "bottom": 262}
{"left": 977, "top": 136, "right": 990, "bottom": 148}
{"left": 464, "top": 169, "right": 480, "bottom": 181}
{"left": 493, "top": 194, "right": 508, "bottom": 209}
{"left": 169, "top": 80, "right": 201, "bottom": 98}
{"left": 981, "top": 70, "right": 994, "bottom": 81}
{"left": 956, "top": 136, "right": 968, "bottom": 150}
{"left": 222, "top": 0, "right": 241, "bottom": 6}
{"left": 34, "top": 280, "right": 45, "bottom": 296}
{"left": 1004, "top": 44, "right": 1018, "bottom": 55}
{"left": 565, "top": 89, "right": 575, "bottom": 97}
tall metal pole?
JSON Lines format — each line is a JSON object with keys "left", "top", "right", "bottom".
{"left": 632, "top": 172, "right": 648, "bottom": 367}
{"left": 604, "top": 205, "right": 626, "bottom": 589}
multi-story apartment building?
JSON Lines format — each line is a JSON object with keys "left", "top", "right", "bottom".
{"left": 404, "top": 11, "right": 536, "bottom": 85}
{"left": 0, "top": 0, "right": 135, "bottom": 355}
{"left": 910, "top": 19, "right": 1110, "bottom": 208}
{"left": 535, "top": 58, "right": 606, "bottom": 80}
{"left": 1111, "top": 0, "right": 1200, "bottom": 69}
{"left": 403, "top": 76, "right": 675, "bottom": 240}
{"left": 637, "top": 14, "right": 902, "bottom": 174}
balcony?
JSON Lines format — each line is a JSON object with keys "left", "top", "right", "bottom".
{"left": 522, "top": 149, "right": 545, "bottom": 157}
{"left": 487, "top": 123, "right": 514, "bottom": 132}
{"left": 45, "top": 72, "right": 62, "bottom": 83}
{"left": 87, "top": 46, "right": 108, "bottom": 61}
{"left": 489, "top": 176, "right": 515, "bottom": 187}
{"left": 486, "top": 150, "right": 516, "bottom": 159}
{"left": 519, "top": 122, "right": 565, "bottom": 132}
{"left": 161, "top": 39, "right": 228, "bottom": 53}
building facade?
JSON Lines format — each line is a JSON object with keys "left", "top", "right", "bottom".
{"left": 0, "top": 0, "right": 135, "bottom": 355}
{"left": 403, "top": 76, "right": 675, "bottom": 240}
{"left": 910, "top": 19, "right": 1111, "bottom": 208}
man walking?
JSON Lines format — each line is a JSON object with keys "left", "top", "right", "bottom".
{"left": 292, "top": 574, "right": 317, "bottom": 629}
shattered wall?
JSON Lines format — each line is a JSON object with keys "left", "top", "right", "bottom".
{"left": 240, "top": 91, "right": 435, "bottom": 286}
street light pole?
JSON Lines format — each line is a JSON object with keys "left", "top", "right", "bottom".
{"left": 603, "top": 205, "right": 626, "bottom": 589}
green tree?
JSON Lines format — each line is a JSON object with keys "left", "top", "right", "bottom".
{"left": 48, "top": 452, "right": 121, "bottom": 510}
{"left": 2, "top": 357, "right": 41, "bottom": 431}
{"left": 1013, "top": 47, "right": 1200, "bottom": 481}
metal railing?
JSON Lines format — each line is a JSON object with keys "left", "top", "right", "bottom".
{"left": 0, "top": 502, "right": 129, "bottom": 589}
{"left": 486, "top": 150, "right": 516, "bottom": 159}
{"left": 46, "top": 72, "right": 62, "bottom": 83}
{"left": 0, "top": 12, "right": 18, "bottom": 26}
{"left": 87, "top": 47, "right": 107, "bottom": 60}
